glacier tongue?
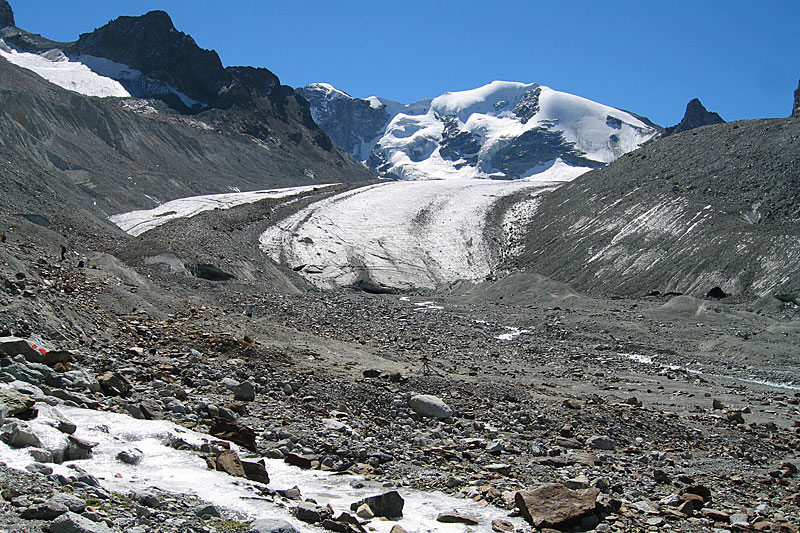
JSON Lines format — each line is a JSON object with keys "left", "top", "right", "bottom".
{"left": 260, "top": 167, "right": 581, "bottom": 290}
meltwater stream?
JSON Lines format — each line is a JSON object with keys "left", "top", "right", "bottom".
{"left": 4, "top": 407, "right": 524, "bottom": 532}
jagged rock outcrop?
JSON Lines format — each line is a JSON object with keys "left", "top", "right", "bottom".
{"left": 0, "top": 0, "right": 13, "bottom": 27}
{"left": 69, "top": 11, "right": 232, "bottom": 110}
{"left": 793, "top": 79, "right": 800, "bottom": 118}
{"left": 663, "top": 98, "right": 724, "bottom": 136}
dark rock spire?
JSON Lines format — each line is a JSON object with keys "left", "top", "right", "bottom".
{"left": 664, "top": 98, "right": 724, "bottom": 136}
{"left": 793, "top": 79, "right": 800, "bottom": 118}
{"left": 0, "top": 0, "right": 14, "bottom": 27}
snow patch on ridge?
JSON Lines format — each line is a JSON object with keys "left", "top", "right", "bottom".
{"left": 0, "top": 41, "right": 130, "bottom": 97}
{"left": 0, "top": 40, "right": 203, "bottom": 106}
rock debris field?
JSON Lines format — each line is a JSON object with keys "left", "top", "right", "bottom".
{"left": 0, "top": 192, "right": 798, "bottom": 533}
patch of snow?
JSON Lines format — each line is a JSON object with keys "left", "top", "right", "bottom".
{"left": 1, "top": 406, "right": 525, "bottom": 533}
{"left": 0, "top": 42, "right": 130, "bottom": 97}
{"left": 496, "top": 327, "right": 531, "bottom": 341}
{"left": 110, "top": 184, "right": 331, "bottom": 237}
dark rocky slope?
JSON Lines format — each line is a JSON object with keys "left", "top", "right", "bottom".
{"left": 508, "top": 118, "right": 800, "bottom": 299}
{"left": 0, "top": 56, "right": 371, "bottom": 233}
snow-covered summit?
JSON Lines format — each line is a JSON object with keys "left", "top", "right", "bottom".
{"left": 300, "top": 80, "right": 660, "bottom": 181}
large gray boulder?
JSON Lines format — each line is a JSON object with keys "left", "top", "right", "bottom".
{"left": 409, "top": 394, "right": 452, "bottom": 419}
{"left": 49, "top": 511, "right": 113, "bottom": 533}
{"left": 0, "top": 336, "right": 43, "bottom": 363}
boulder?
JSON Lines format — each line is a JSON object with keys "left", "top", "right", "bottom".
{"left": 97, "top": 372, "right": 132, "bottom": 397}
{"left": 321, "top": 513, "right": 366, "bottom": 533}
{"left": 284, "top": 452, "right": 314, "bottom": 469}
{"left": 65, "top": 435, "right": 98, "bottom": 460}
{"left": 232, "top": 381, "right": 256, "bottom": 402}
{"left": 436, "top": 511, "right": 480, "bottom": 525}
{"left": 37, "top": 404, "right": 77, "bottom": 434}
{"left": 49, "top": 494, "right": 86, "bottom": 513}
{"left": 50, "top": 511, "right": 114, "bottom": 533}
{"left": 248, "top": 519, "right": 300, "bottom": 533}
{"left": 216, "top": 449, "right": 245, "bottom": 477}
{"left": 1, "top": 420, "right": 42, "bottom": 448}
{"left": 242, "top": 459, "right": 270, "bottom": 484}
{"left": 0, "top": 388, "right": 36, "bottom": 418}
{"left": 586, "top": 435, "right": 615, "bottom": 450}
{"left": 209, "top": 417, "right": 257, "bottom": 452}
{"left": 296, "top": 501, "right": 333, "bottom": 523}
{"left": 0, "top": 336, "right": 44, "bottom": 363}
{"left": 63, "top": 369, "right": 101, "bottom": 393}
{"left": 349, "top": 491, "right": 404, "bottom": 518}
{"left": 20, "top": 501, "right": 69, "bottom": 520}
{"left": 515, "top": 484, "right": 600, "bottom": 529}
{"left": 116, "top": 447, "right": 143, "bottom": 465}
{"left": 409, "top": 394, "right": 452, "bottom": 419}
{"left": 193, "top": 504, "right": 221, "bottom": 518}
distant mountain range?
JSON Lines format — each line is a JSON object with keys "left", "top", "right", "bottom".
{"left": 299, "top": 81, "right": 661, "bottom": 181}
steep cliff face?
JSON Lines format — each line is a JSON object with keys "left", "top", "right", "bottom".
{"left": 793, "top": 79, "right": 800, "bottom": 118}
{"left": 663, "top": 98, "right": 724, "bottom": 136}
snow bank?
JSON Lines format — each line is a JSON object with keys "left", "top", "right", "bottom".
{"left": 110, "top": 185, "right": 331, "bottom": 237}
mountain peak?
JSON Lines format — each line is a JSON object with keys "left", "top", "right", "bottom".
{"left": 0, "top": 0, "right": 14, "bottom": 26}
{"left": 664, "top": 98, "right": 724, "bottom": 136}
{"left": 70, "top": 10, "right": 227, "bottom": 107}
{"left": 793, "top": 79, "right": 800, "bottom": 118}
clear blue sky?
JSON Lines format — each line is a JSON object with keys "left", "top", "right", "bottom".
{"left": 11, "top": 1, "right": 800, "bottom": 126}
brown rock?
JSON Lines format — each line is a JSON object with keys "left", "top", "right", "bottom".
{"left": 436, "top": 511, "right": 480, "bottom": 525}
{"left": 216, "top": 450, "right": 245, "bottom": 477}
{"left": 679, "top": 492, "right": 705, "bottom": 511}
{"left": 491, "top": 518, "right": 514, "bottom": 532}
{"left": 701, "top": 508, "right": 730, "bottom": 523}
{"left": 242, "top": 459, "right": 270, "bottom": 484}
{"left": 515, "top": 484, "right": 600, "bottom": 529}
{"left": 284, "top": 452, "right": 314, "bottom": 469}
{"left": 389, "top": 526, "right": 407, "bottom": 533}
{"left": 209, "top": 417, "right": 257, "bottom": 452}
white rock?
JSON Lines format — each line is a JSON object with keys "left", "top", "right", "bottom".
{"left": 409, "top": 394, "right": 453, "bottom": 419}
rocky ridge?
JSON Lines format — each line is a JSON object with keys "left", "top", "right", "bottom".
{"left": 793, "top": 80, "right": 800, "bottom": 118}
